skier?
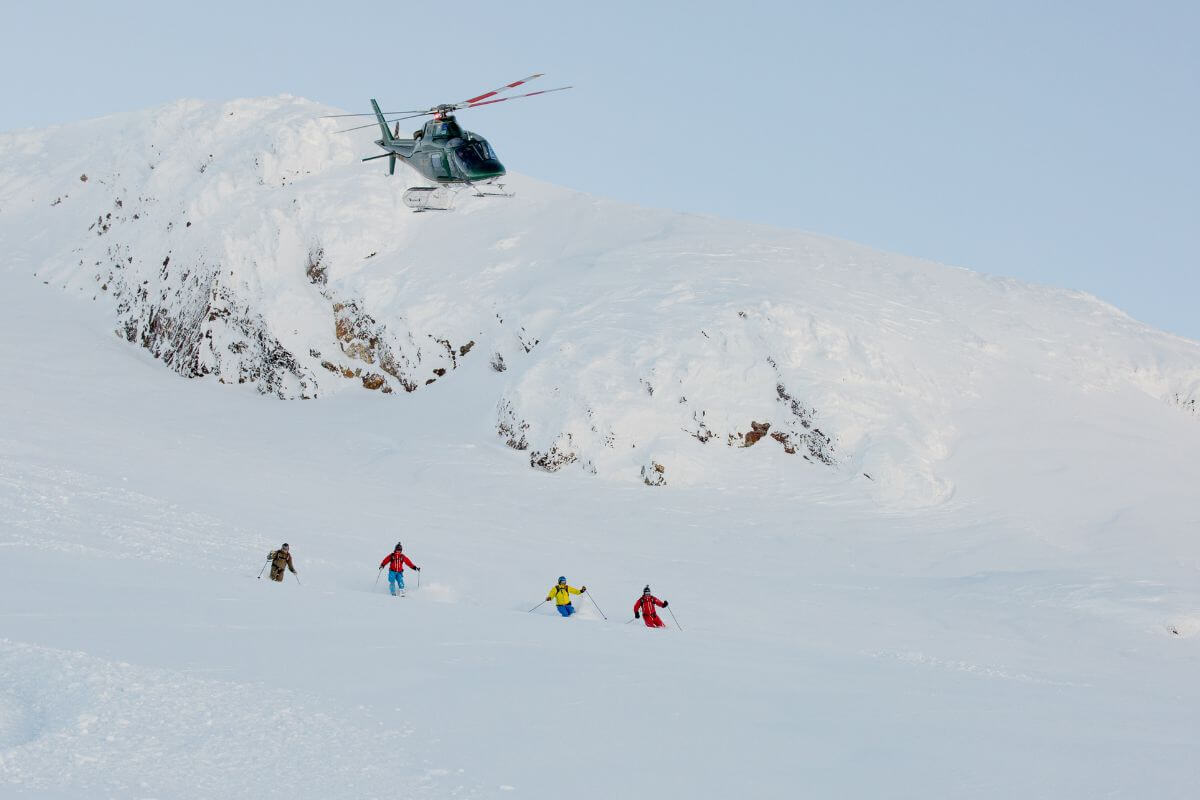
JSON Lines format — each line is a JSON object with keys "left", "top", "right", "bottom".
{"left": 267, "top": 543, "right": 297, "bottom": 583}
{"left": 546, "top": 576, "right": 586, "bottom": 617}
{"left": 633, "top": 585, "right": 668, "bottom": 628}
{"left": 378, "top": 542, "right": 420, "bottom": 596}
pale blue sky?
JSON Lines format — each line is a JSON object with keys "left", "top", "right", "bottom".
{"left": 4, "top": 1, "right": 1196, "bottom": 339}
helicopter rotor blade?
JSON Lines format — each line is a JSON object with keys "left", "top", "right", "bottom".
{"left": 458, "top": 85, "right": 572, "bottom": 110}
{"left": 331, "top": 78, "right": 570, "bottom": 134}
{"left": 335, "top": 111, "right": 434, "bottom": 135}
{"left": 321, "top": 110, "right": 429, "bottom": 118}
{"left": 459, "top": 73, "right": 545, "bottom": 105}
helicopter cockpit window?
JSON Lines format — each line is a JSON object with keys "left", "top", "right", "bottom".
{"left": 457, "top": 144, "right": 485, "bottom": 168}
{"left": 457, "top": 142, "right": 497, "bottom": 168}
{"left": 430, "top": 120, "right": 462, "bottom": 139}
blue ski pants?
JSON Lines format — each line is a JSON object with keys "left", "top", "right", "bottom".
{"left": 388, "top": 570, "right": 406, "bottom": 594}
{"left": 557, "top": 603, "right": 575, "bottom": 617}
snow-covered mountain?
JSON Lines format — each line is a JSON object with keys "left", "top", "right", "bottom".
{"left": 3, "top": 98, "right": 1200, "bottom": 799}
{"left": 4, "top": 96, "right": 1197, "bottom": 506}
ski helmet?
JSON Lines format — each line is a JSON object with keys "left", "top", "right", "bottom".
{"left": 395, "top": 542, "right": 403, "bottom": 550}
{"left": 281, "top": 543, "right": 290, "bottom": 550}
{"left": 558, "top": 576, "right": 566, "bottom": 583}
{"left": 643, "top": 585, "right": 651, "bottom": 594}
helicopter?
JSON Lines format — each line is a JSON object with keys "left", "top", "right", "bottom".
{"left": 324, "top": 74, "right": 571, "bottom": 211}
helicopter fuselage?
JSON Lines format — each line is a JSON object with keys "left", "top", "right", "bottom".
{"left": 376, "top": 116, "right": 505, "bottom": 185}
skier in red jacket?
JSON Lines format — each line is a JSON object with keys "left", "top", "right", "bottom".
{"left": 633, "top": 585, "right": 668, "bottom": 628}
{"left": 379, "top": 542, "right": 420, "bottom": 596}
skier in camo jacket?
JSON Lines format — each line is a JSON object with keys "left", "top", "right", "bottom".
{"left": 268, "top": 543, "right": 297, "bottom": 583}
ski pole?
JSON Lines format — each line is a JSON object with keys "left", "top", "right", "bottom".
{"left": 257, "top": 558, "right": 269, "bottom": 579}
{"left": 417, "top": 569, "right": 421, "bottom": 589}
{"left": 292, "top": 571, "right": 301, "bottom": 586}
{"left": 527, "top": 599, "right": 549, "bottom": 613}
{"left": 374, "top": 568, "right": 383, "bottom": 591}
{"left": 584, "top": 590, "right": 607, "bottom": 620}
{"left": 668, "top": 606, "right": 682, "bottom": 631}
{"left": 625, "top": 617, "right": 637, "bottom": 625}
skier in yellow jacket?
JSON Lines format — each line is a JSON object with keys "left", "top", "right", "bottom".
{"left": 546, "top": 576, "right": 586, "bottom": 617}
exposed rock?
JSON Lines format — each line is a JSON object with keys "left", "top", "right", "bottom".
{"left": 770, "top": 431, "right": 797, "bottom": 454}
{"left": 688, "top": 410, "right": 714, "bottom": 443}
{"left": 743, "top": 421, "right": 771, "bottom": 447}
{"left": 518, "top": 327, "right": 539, "bottom": 353}
{"left": 306, "top": 245, "right": 327, "bottom": 286}
{"left": 344, "top": 341, "right": 373, "bottom": 363}
{"left": 331, "top": 298, "right": 456, "bottom": 393}
{"left": 496, "top": 399, "right": 529, "bottom": 450}
{"left": 641, "top": 461, "right": 667, "bottom": 486}
{"left": 530, "top": 438, "right": 578, "bottom": 472}
{"left": 775, "top": 383, "right": 836, "bottom": 464}
{"left": 107, "top": 258, "right": 317, "bottom": 398}
{"left": 361, "top": 373, "right": 385, "bottom": 390}
{"left": 1171, "top": 391, "right": 1197, "bottom": 418}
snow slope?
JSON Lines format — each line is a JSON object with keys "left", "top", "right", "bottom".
{"left": 2, "top": 98, "right": 1200, "bottom": 798}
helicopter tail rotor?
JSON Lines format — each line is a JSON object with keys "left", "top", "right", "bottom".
{"left": 360, "top": 151, "right": 399, "bottom": 176}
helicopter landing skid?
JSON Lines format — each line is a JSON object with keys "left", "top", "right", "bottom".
{"left": 466, "top": 180, "right": 514, "bottom": 199}
{"left": 402, "top": 186, "right": 456, "bottom": 212}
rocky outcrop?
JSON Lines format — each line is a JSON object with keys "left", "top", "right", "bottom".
{"left": 1170, "top": 389, "right": 1198, "bottom": 419}
{"left": 742, "top": 421, "right": 771, "bottom": 447}
{"left": 496, "top": 400, "right": 529, "bottom": 451}
{"left": 641, "top": 461, "right": 667, "bottom": 486}
{"left": 103, "top": 252, "right": 318, "bottom": 398}
{"left": 530, "top": 439, "right": 578, "bottom": 472}
{"left": 329, "top": 300, "right": 477, "bottom": 394}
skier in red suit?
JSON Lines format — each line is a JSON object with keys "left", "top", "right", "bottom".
{"left": 379, "top": 542, "right": 420, "bottom": 596}
{"left": 633, "top": 585, "right": 668, "bottom": 628}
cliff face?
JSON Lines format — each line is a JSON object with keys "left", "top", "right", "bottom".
{"left": 3, "top": 96, "right": 1198, "bottom": 500}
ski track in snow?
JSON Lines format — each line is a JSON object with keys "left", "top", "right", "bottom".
{"left": 0, "top": 454, "right": 267, "bottom": 568}
{"left": 866, "top": 648, "right": 1089, "bottom": 687}
{"left": 0, "top": 640, "right": 481, "bottom": 800}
